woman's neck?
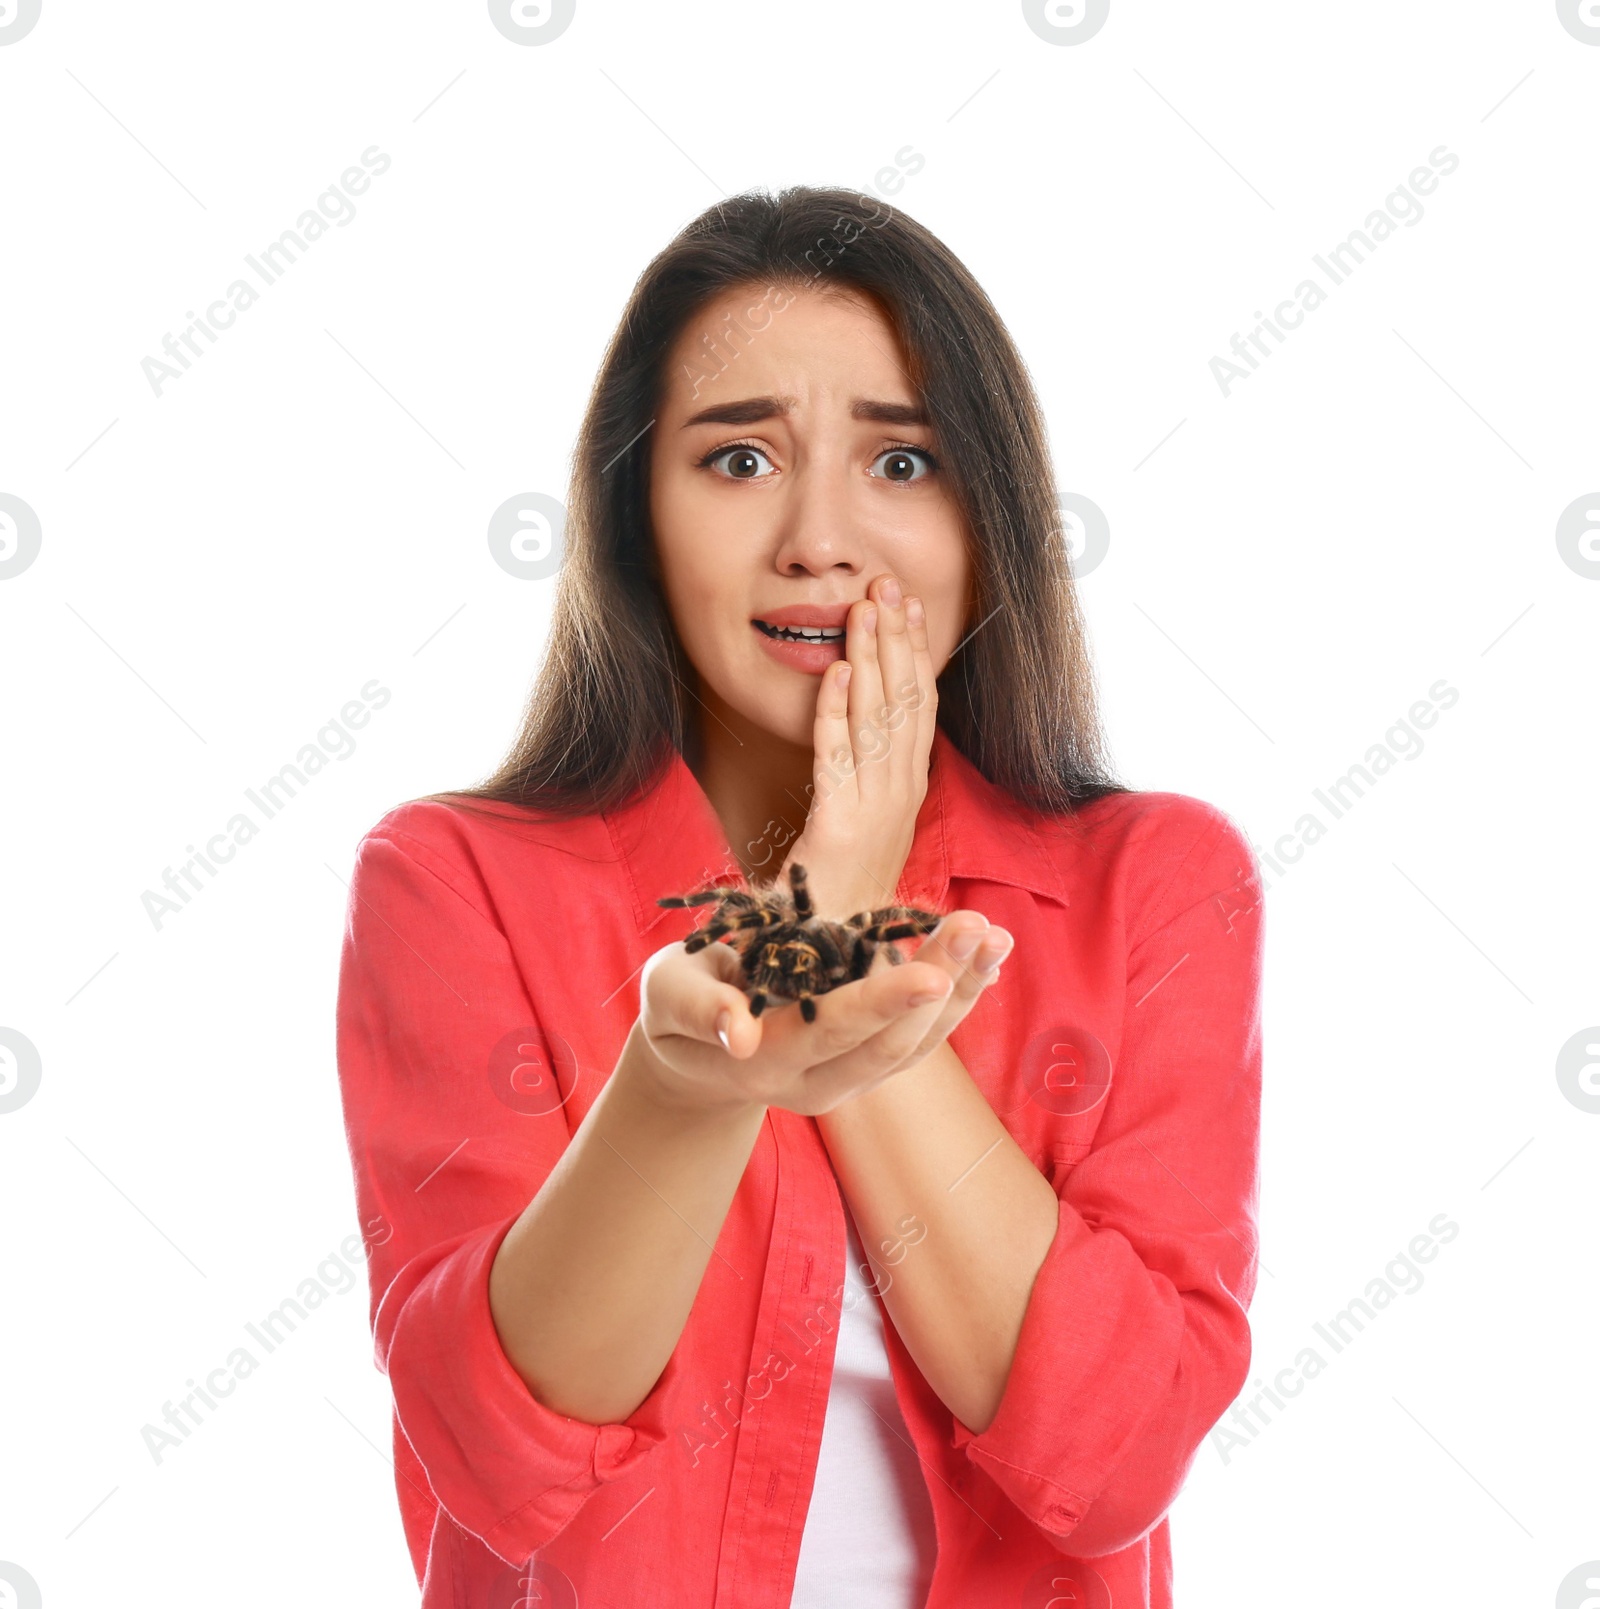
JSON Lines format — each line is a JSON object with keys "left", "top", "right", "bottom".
{"left": 684, "top": 692, "right": 815, "bottom": 884}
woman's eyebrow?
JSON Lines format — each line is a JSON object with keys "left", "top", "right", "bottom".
{"left": 678, "top": 396, "right": 930, "bottom": 429}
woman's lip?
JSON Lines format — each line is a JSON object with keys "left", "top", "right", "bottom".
{"left": 751, "top": 619, "right": 845, "bottom": 675}
{"left": 754, "top": 605, "right": 853, "bottom": 630}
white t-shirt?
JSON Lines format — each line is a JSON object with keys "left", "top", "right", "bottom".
{"left": 789, "top": 1198, "right": 939, "bottom": 1606}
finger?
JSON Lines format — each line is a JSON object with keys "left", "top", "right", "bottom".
{"left": 917, "top": 913, "right": 997, "bottom": 994}
{"left": 902, "top": 589, "right": 938, "bottom": 782}
{"left": 811, "top": 655, "right": 856, "bottom": 817}
{"left": 645, "top": 942, "right": 758, "bottom": 1057}
{"left": 972, "top": 926, "right": 1014, "bottom": 978}
{"left": 794, "top": 962, "right": 954, "bottom": 1106}
{"left": 871, "top": 573, "right": 918, "bottom": 794}
{"left": 932, "top": 916, "right": 1013, "bottom": 972}
{"left": 751, "top": 956, "right": 948, "bottom": 1084}
{"left": 845, "top": 591, "right": 889, "bottom": 797}
{"left": 900, "top": 918, "right": 1012, "bottom": 1048}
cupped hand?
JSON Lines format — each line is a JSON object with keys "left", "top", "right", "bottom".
{"left": 635, "top": 907, "right": 1008, "bottom": 1117}
{"left": 870, "top": 909, "right": 1015, "bottom": 1074}
{"left": 780, "top": 572, "right": 937, "bottom": 922}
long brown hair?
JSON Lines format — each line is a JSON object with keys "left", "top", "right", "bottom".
{"left": 425, "top": 185, "right": 1128, "bottom": 824}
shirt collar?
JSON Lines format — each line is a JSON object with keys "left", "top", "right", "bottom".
{"left": 604, "top": 725, "right": 1072, "bottom": 937}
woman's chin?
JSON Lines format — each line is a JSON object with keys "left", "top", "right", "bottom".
{"left": 730, "top": 687, "right": 818, "bottom": 755}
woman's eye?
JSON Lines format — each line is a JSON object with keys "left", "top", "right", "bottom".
{"left": 699, "top": 442, "right": 937, "bottom": 483}
{"left": 702, "top": 444, "right": 776, "bottom": 480}
{"left": 869, "top": 447, "right": 937, "bottom": 484}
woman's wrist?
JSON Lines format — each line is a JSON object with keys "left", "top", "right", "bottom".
{"left": 617, "top": 1018, "right": 767, "bottom": 1125}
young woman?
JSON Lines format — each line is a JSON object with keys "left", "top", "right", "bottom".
{"left": 335, "top": 187, "right": 1265, "bottom": 1609}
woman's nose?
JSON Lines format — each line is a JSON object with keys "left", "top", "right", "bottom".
{"left": 767, "top": 462, "right": 869, "bottom": 575}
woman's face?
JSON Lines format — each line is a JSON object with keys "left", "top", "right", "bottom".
{"left": 649, "top": 282, "right": 972, "bottom": 752}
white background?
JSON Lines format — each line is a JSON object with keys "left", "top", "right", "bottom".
{"left": 1, "top": 1, "right": 1595, "bottom": 1604}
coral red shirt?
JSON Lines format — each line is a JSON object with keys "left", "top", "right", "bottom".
{"left": 334, "top": 725, "right": 1265, "bottom": 1608}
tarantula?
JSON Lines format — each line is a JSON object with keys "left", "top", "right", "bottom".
{"left": 656, "top": 862, "right": 946, "bottom": 1023}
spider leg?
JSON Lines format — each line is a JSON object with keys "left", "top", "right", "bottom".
{"left": 662, "top": 889, "right": 751, "bottom": 949}
{"left": 861, "top": 918, "right": 941, "bottom": 944}
{"left": 685, "top": 915, "right": 745, "bottom": 953}
{"left": 686, "top": 903, "right": 789, "bottom": 953}
{"left": 745, "top": 941, "right": 786, "bottom": 1018}
{"left": 844, "top": 905, "right": 945, "bottom": 976}
{"left": 846, "top": 905, "right": 903, "bottom": 929}
{"left": 847, "top": 934, "right": 876, "bottom": 981}
{"left": 787, "top": 863, "right": 814, "bottom": 921}
{"left": 854, "top": 908, "right": 945, "bottom": 944}
{"left": 657, "top": 884, "right": 745, "bottom": 909}
{"left": 847, "top": 904, "right": 943, "bottom": 931}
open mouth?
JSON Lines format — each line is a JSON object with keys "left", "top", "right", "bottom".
{"left": 753, "top": 621, "right": 846, "bottom": 644}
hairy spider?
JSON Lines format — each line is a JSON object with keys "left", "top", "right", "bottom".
{"left": 656, "top": 862, "right": 946, "bottom": 1024}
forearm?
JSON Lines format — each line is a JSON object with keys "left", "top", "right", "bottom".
{"left": 488, "top": 1019, "right": 767, "bottom": 1425}
{"left": 816, "top": 1037, "right": 1059, "bottom": 1432}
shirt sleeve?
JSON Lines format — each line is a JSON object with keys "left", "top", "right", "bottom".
{"left": 334, "top": 816, "right": 684, "bottom": 1569}
{"left": 948, "top": 801, "right": 1264, "bottom": 1558}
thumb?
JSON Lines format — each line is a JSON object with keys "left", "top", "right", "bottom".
{"left": 694, "top": 937, "right": 756, "bottom": 1056}
{"left": 710, "top": 987, "right": 754, "bottom": 1058}
{"left": 654, "top": 945, "right": 752, "bottom": 1056}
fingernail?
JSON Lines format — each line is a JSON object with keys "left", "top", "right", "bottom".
{"left": 905, "top": 596, "right": 924, "bottom": 626}
{"left": 907, "top": 985, "right": 949, "bottom": 1007}
{"left": 980, "top": 935, "right": 1014, "bottom": 969}
{"left": 949, "top": 927, "right": 982, "bottom": 961}
{"left": 715, "top": 1009, "right": 731, "bottom": 1050}
{"left": 881, "top": 577, "right": 902, "bottom": 608}
{"left": 864, "top": 604, "right": 878, "bottom": 634}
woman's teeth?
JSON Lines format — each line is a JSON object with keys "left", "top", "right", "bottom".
{"left": 756, "top": 622, "right": 845, "bottom": 643}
